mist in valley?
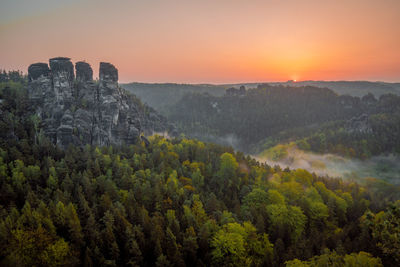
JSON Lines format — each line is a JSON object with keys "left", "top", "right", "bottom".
{"left": 181, "top": 132, "right": 400, "bottom": 186}
{"left": 256, "top": 145, "right": 400, "bottom": 185}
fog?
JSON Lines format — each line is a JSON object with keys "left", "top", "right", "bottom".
{"left": 152, "top": 131, "right": 172, "bottom": 139}
{"left": 256, "top": 146, "right": 400, "bottom": 185}
{"left": 184, "top": 133, "right": 241, "bottom": 149}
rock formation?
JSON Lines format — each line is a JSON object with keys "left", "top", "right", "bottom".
{"left": 225, "top": 86, "right": 246, "bottom": 97}
{"left": 75, "top": 61, "right": 93, "bottom": 82}
{"left": 28, "top": 57, "right": 169, "bottom": 148}
{"left": 346, "top": 113, "right": 372, "bottom": 134}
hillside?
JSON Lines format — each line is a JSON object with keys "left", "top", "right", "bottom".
{"left": 121, "top": 83, "right": 226, "bottom": 112}
{"left": 121, "top": 81, "right": 400, "bottom": 114}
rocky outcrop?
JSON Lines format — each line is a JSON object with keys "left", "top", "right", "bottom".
{"left": 99, "top": 62, "right": 118, "bottom": 82}
{"left": 28, "top": 57, "right": 170, "bottom": 148}
{"left": 75, "top": 61, "right": 93, "bottom": 82}
{"left": 49, "top": 57, "right": 75, "bottom": 106}
{"left": 28, "top": 63, "right": 50, "bottom": 81}
{"left": 346, "top": 114, "right": 372, "bottom": 134}
{"left": 225, "top": 86, "right": 246, "bottom": 97}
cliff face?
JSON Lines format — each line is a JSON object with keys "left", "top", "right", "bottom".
{"left": 28, "top": 57, "right": 169, "bottom": 147}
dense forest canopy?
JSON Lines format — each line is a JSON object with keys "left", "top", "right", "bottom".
{"left": 0, "top": 72, "right": 399, "bottom": 266}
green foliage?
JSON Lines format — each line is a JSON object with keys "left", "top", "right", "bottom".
{"left": 266, "top": 204, "right": 307, "bottom": 243}
{"left": 362, "top": 202, "right": 400, "bottom": 264}
{"left": 218, "top": 153, "right": 239, "bottom": 180}
{"left": 285, "top": 250, "right": 383, "bottom": 267}
{"left": 261, "top": 144, "right": 289, "bottom": 161}
{"left": 211, "top": 222, "right": 273, "bottom": 266}
{"left": 4, "top": 227, "right": 71, "bottom": 267}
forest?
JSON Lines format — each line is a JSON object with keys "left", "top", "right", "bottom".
{"left": 0, "top": 71, "right": 399, "bottom": 266}
{"left": 121, "top": 81, "right": 400, "bottom": 112}
{"left": 167, "top": 85, "right": 400, "bottom": 158}
{"left": 121, "top": 83, "right": 226, "bottom": 113}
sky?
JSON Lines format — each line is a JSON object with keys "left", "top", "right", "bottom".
{"left": 0, "top": 0, "right": 399, "bottom": 83}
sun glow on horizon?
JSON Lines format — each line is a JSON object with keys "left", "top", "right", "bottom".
{"left": 0, "top": 0, "right": 399, "bottom": 83}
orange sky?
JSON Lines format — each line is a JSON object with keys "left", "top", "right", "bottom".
{"left": 0, "top": 0, "right": 399, "bottom": 83}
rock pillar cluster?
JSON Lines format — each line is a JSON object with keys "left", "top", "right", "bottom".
{"left": 27, "top": 57, "right": 167, "bottom": 147}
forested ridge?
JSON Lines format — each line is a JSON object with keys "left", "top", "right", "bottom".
{"left": 121, "top": 83, "right": 226, "bottom": 113}
{"left": 121, "top": 81, "right": 400, "bottom": 113}
{"left": 1, "top": 74, "right": 400, "bottom": 266}
{"left": 259, "top": 117, "right": 400, "bottom": 160}
{"left": 168, "top": 85, "right": 400, "bottom": 158}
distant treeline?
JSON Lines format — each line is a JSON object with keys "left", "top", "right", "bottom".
{"left": 0, "top": 69, "right": 26, "bottom": 83}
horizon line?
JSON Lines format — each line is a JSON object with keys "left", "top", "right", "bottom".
{"left": 119, "top": 79, "right": 400, "bottom": 85}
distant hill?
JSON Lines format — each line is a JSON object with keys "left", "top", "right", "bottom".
{"left": 231, "top": 81, "right": 400, "bottom": 97}
{"left": 122, "top": 81, "right": 400, "bottom": 112}
{"left": 121, "top": 82, "right": 226, "bottom": 112}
